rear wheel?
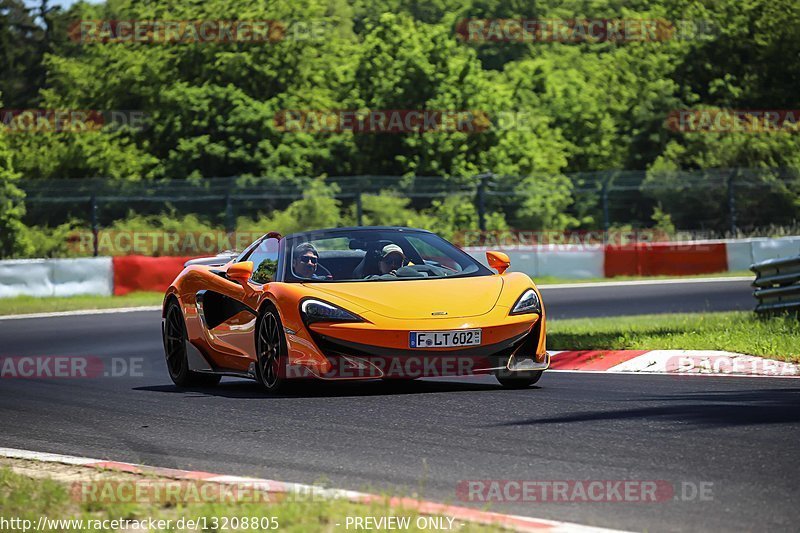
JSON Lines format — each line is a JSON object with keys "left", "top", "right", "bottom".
{"left": 256, "top": 308, "right": 288, "bottom": 393}
{"left": 163, "top": 300, "right": 221, "bottom": 387}
{"left": 495, "top": 370, "right": 543, "bottom": 389}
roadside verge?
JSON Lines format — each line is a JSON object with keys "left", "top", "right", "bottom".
{"left": 0, "top": 447, "right": 622, "bottom": 533}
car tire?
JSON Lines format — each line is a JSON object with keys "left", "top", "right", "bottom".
{"left": 163, "top": 299, "right": 221, "bottom": 388}
{"left": 495, "top": 370, "right": 543, "bottom": 389}
{"left": 256, "top": 306, "right": 288, "bottom": 393}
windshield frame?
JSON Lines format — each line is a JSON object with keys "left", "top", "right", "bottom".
{"left": 281, "top": 227, "right": 494, "bottom": 283}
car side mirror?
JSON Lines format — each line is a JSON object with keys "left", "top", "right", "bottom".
{"left": 486, "top": 251, "right": 510, "bottom": 275}
{"left": 227, "top": 261, "right": 254, "bottom": 287}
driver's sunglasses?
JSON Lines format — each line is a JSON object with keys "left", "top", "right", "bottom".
{"left": 299, "top": 255, "right": 318, "bottom": 265}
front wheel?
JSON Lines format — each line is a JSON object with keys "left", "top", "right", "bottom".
{"left": 495, "top": 370, "right": 543, "bottom": 389}
{"left": 256, "top": 308, "right": 288, "bottom": 393}
{"left": 163, "top": 300, "right": 221, "bottom": 387}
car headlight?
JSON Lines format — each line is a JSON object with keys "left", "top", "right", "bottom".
{"left": 300, "top": 299, "right": 363, "bottom": 324}
{"left": 510, "top": 289, "right": 541, "bottom": 315}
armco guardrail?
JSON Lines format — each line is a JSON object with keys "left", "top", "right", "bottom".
{"left": 751, "top": 255, "right": 800, "bottom": 314}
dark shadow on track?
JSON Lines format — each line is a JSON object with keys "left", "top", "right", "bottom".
{"left": 492, "top": 388, "right": 800, "bottom": 428}
{"left": 135, "top": 377, "right": 514, "bottom": 399}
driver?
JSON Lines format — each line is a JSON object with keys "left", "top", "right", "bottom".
{"left": 293, "top": 242, "right": 326, "bottom": 280}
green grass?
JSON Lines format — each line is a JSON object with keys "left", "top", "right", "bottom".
{"left": 548, "top": 311, "right": 800, "bottom": 362}
{"left": 0, "top": 467, "right": 499, "bottom": 532}
{"left": 534, "top": 270, "right": 752, "bottom": 285}
{"left": 0, "top": 292, "right": 163, "bottom": 316}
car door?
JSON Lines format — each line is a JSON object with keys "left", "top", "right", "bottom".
{"left": 197, "top": 236, "right": 280, "bottom": 372}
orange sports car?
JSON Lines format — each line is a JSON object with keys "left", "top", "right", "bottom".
{"left": 162, "top": 226, "right": 549, "bottom": 392}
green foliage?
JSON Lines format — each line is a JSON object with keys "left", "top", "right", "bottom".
{"left": 0, "top": 0, "right": 48, "bottom": 108}
{"left": 651, "top": 204, "right": 676, "bottom": 235}
{"left": 106, "top": 211, "right": 218, "bottom": 234}
{"left": 346, "top": 191, "right": 433, "bottom": 228}
{"left": 103, "top": 211, "right": 219, "bottom": 256}
{"left": 236, "top": 178, "right": 344, "bottom": 235}
{"left": 513, "top": 173, "right": 579, "bottom": 230}
{"left": 0, "top": 110, "right": 25, "bottom": 257}
{"left": 424, "top": 195, "right": 508, "bottom": 240}
{"left": 12, "top": 221, "right": 83, "bottom": 258}
{"left": 1, "top": 0, "right": 798, "bottom": 251}
{"left": 646, "top": 128, "right": 800, "bottom": 230}
{"left": 8, "top": 131, "right": 159, "bottom": 181}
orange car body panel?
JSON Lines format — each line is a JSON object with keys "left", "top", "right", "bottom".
{"left": 164, "top": 252, "right": 547, "bottom": 380}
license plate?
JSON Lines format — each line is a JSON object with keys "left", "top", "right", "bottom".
{"left": 409, "top": 329, "right": 482, "bottom": 348}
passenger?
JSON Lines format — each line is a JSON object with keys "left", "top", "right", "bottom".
{"left": 293, "top": 242, "right": 325, "bottom": 280}
{"left": 377, "top": 244, "right": 405, "bottom": 276}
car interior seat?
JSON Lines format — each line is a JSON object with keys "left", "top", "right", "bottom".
{"left": 351, "top": 242, "right": 386, "bottom": 278}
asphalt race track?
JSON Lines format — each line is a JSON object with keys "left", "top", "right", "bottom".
{"left": 539, "top": 278, "right": 755, "bottom": 319}
{"left": 2, "top": 279, "right": 798, "bottom": 532}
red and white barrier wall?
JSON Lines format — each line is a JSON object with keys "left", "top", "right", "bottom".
{"left": 111, "top": 255, "right": 194, "bottom": 295}
{"left": 0, "top": 237, "right": 798, "bottom": 297}
{"left": 466, "top": 236, "right": 800, "bottom": 279}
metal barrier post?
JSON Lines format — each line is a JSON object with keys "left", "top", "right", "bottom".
{"left": 90, "top": 194, "right": 99, "bottom": 257}
{"left": 225, "top": 193, "right": 234, "bottom": 233}
{"left": 476, "top": 172, "right": 491, "bottom": 231}
{"left": 728, "top": 171, "right": 737, "bottom": 235}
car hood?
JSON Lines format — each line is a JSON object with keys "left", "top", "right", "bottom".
{"left": 305, "top": 276, "right": 504, "bottom": 319}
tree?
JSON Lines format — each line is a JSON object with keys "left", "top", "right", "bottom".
{"left": 645, "top": 122, "right": 800, "bottom": 231}
{"left": 345, "top": 192, "right": 432, "bottom": 228}
{"left": 236, "top": 178, "right": 343, "bottom": 235}
{"left": 0, "top": 0, "right": 46, "bottom": 107}
{"left": 0, "top": 107, "right": 25, "bottom": 257}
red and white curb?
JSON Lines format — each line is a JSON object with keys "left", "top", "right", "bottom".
{"left": 0, "top": 447, "right": 623, "bottom": 533}
{"left": 549, "top": 350, "right": 800, "bottom": 378}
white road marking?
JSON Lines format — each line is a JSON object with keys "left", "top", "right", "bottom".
{"left": 0, "top": 447, "right": 98, "bottom": 465}
{"left": 538, "top": 276, "right": 752, "bottom": 289}
{"left": 546, "top": 369, "right": 800, "bottom": 379}
{"left": 0, "top": 306, "right": 161, "bottom": 321}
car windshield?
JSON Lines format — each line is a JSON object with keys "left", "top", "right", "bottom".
{"left": 283, "top": 228, "right": 493, "bottom": 282}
